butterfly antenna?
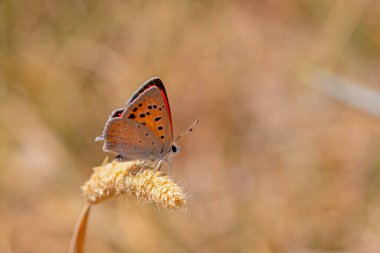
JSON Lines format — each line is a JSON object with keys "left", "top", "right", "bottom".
{"left": 176, "top": 120, "right": 199, "bottom": 142}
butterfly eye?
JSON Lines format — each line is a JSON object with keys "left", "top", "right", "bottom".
{"left": 171, "top": 144, "right": 180, "bottom": 153}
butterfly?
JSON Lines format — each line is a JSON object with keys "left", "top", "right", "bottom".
{"left": 96, "top": 77, "right": 198, "bottom": 169}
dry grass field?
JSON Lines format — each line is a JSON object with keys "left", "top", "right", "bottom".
{"left": 1, "top": 0, "right": 380, "bottom": 252}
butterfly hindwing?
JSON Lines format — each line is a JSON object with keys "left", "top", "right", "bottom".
{"left": 122, "top": 81, "right": 173, "bottom": 153}
{"left": 100, "top": 116, "right": 162, "bottom": 160}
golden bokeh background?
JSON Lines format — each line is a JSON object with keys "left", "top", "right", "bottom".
{"left": 1, "top": 0, "right": 380, "bottom": 252}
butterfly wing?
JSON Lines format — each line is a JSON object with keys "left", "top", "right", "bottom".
{"left": 128, "top": 78, "right": 173, "bottom": 127}
{"left": 96, "top": 77, "right": 173, "bottom": 159}
{"left": 121, "top": 77, "right": 173, "bottom": 153}
{"left": 97, "top": 115, "right": 162, "bottom": 160}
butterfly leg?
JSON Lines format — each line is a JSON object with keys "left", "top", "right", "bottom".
{"left": 136, "top": 160, "right": 145, "bottom": 174}
{"left": 154, "top": 159, "right": 174, "bottom": 175}
{"left": 136, "top": 159, "right": 151, "bottom": 175}
{"left": 154, "top": 159, "right": 164, "bottom": 172}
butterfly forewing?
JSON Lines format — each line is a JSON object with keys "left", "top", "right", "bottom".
{"left": 122, "top": 86, "right": 173, "bottom": 153}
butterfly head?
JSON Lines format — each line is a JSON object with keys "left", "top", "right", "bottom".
{"left": 161, "top": 142, "right": 180, "bottom": 167}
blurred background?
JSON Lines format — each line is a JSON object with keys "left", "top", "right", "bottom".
{"left": 1, "top": 0, "right": 380, "bottom": 252}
